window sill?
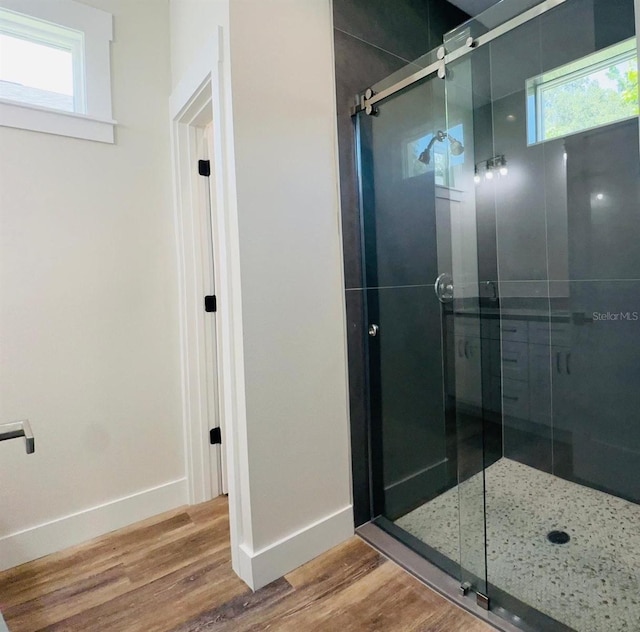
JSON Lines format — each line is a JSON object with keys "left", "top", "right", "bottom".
{"left": 0, "top": 98, "right": 117, "bottom": 143}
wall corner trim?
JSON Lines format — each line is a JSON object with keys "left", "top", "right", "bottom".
{"left": 0, "top": 478, "right": 188, "bottom": 571}
{"left": 237, "top": 505, "right": 354, "bottom": 590}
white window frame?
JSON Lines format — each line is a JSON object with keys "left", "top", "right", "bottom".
{"left": 527, "top": 37, "right": 638, "bottom": 145}
{"left": 0, "top": 0, "right": 115, "bottom": 143}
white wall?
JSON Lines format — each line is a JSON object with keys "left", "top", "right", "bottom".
{"left": 169, "top": 0, "right": 353, "bottom": 589}
{"left": 169, "top": 0, "right": 229, "bottom": 90}
{"left": 0, "top": 0, "right": 185, "bottom": 568}
{"left": 227, "top": 0, "right": 352, "bottom": 587}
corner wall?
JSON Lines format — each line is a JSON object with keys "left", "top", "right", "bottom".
{"left": 228, "top": 0, "right": 353, "bottom": 588}
{"left": 169, "top": 0, "right": 353, "bottom": 590}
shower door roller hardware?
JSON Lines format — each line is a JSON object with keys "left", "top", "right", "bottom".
{"left": 364, "top": 88, "right": 380, "bottom": 116}
{"left": 434, "top": 273, "right": 454, "bottom": 303}
{"left": 368, "top": 324, "right": 379, "bottom": 337}
{"left": 0, "top": 420, "right": 35, "bottom": 454}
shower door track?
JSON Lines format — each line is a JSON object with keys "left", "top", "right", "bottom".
{"left": 354, "top": 0, "right": 567, "bottom": 114}
{"left": 357, "top": 523, "right": 523, "bottom": 632}
{"left": 357, "top": 522, "right": 575, "bottom": 632}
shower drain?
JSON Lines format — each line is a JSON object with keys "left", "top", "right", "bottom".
{"left": 547, "top": 530, "right": 571, "bottom": 544}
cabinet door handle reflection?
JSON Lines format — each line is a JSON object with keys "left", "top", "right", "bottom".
{"left": 566, "top": 352, "right": 572, "bottom": 375}
{"left": 556, "top": 352, "right": 563, "bottom": 374}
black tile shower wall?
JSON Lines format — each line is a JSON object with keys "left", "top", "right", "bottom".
{"left": 334, "top": 0, "right": 467, "bottom": 63}
{"left": 593, "top": 0, "right": 635, "bottom": 50}
{"left": 333, "top": 29, "right": 407, "bottom": 290}
{"left": 333, "top": 0, "right": 468, "bottom": 291}
{"left": 332, "top": 0, "right": 469, "bottom": 526}
{"left": 344, "top": 288, "right": 370, "bottom": 527}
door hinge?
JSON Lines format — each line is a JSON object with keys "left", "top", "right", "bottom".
{"left": 198, "top": 160, "right": 211, "bottom": 177}
{"left": 210, "top": 427, "right": 222, "bottom": 445}
{"left": 204, "top": 295, "right": 217, "bottom": 313}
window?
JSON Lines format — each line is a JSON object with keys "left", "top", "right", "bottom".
{"left": 0, "top": 9, "right": 84, "bottom": 113}
{"left": 527, "top": 38, "right": 639, "bottom": 145}
{"left": 0, "top": 0, "right": 114, "bottom": 143}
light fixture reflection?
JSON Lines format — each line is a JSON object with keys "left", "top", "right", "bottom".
{"left": 475, "top": 154, "right": 508, "bottom": 183}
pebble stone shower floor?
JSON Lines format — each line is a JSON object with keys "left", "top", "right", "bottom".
{"left": 396, "top": 458, "right": 640, "bottom": 632}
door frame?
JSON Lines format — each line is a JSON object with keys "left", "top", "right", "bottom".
{"left": 171, "top": 59, "right": 221, "bottom": 504}
{"left": 197, "top": 123, "right": 226, "bottom": 496}
{"left": 169, "top": 28, "right": 256, "bottom": 586}
{"left": 169, "top": 30, "right": 240, "bottom": 508}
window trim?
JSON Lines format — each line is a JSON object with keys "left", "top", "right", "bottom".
{"left": 0, "top": 0, "right": 115, "bottom": 143}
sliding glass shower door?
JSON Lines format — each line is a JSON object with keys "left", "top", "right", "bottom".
{"left": 443, "top": 0, "right": 639, "bottom": 629}
{"left": 359, "top": 0, "right": 639, "bottom": 630}
{"left": 357, "top": 52, "right": 488, "bottom": 598}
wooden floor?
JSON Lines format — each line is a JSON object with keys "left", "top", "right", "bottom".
{"left": 0, "top": 498, "right": 493, "bottom": 631}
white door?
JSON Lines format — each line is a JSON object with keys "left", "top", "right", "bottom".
{"left": 199, "top": 124, "right": 228, "bottom": 496}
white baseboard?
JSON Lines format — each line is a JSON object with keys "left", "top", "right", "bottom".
{"left": 0, "top": 478, "right": 188, "bottom": 571}
{"left": 237, "top": 505, "right": 354, "bottom": 590}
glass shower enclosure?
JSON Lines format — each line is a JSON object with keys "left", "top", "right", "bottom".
{"left": 356, "top": 1, "right": 640, "bottom": 630}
